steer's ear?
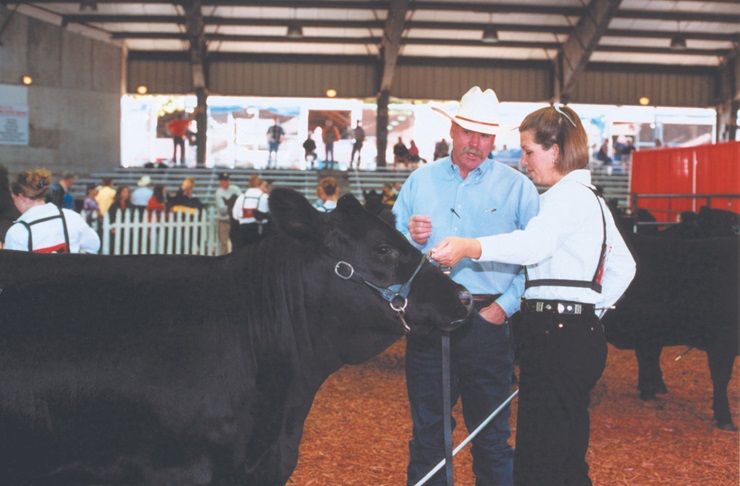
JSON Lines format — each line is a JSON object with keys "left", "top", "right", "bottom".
{"left": 336, "top": 193, "right": 364, "bottom": 213}
{"left": 269, "top": 187, "right": 325, "bottom": 240}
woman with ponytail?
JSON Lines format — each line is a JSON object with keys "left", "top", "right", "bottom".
{"left": 5, "top": 169, "right": 100, "bottom": 254}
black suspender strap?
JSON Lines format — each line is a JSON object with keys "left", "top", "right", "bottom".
{"left": 59, "top": 206, "right": 71, "bottom": 252}
{"left": 16, "top": 206, "right": 70, "bottom": 253}
{"left": 524, "top": 184, "right": 607, "bottom": 293}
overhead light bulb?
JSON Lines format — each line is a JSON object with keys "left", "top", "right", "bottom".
{"left": 482, "top": 25, "right": 499, "bottom": 44}
{"left": 287, "top": 23, "right": 303, "bottom": 39}
{"left": 670, "top": 35, "right": 687, "bottom": 50}
{"left": 79, "top": 1, "right": 98, "bottom": 12}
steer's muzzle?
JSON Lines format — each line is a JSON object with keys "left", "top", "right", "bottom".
{"left": 438, "top": 287, "right": 473, "bottom": 333}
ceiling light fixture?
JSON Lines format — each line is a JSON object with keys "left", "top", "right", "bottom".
{"left": 670, "top": 35, "right": 687, "bottom": 50}
{"left": 79, "top": 1, "right": 98, "bottom": 12}
{"left": 21, "top": 75, "right": 33, "bottom": 85}
{"left": 482, "top": 13, "right": 498, "bottom": 44}
{"left": 287, "top": 23, "right": 303, "bottom": 39}
{"left": 670, "top": 20, "right": 687, "bottom": 51}
{"left": 286, "top": 8, "right": 302, "bottom": 39}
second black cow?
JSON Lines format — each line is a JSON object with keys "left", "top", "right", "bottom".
{"left": 602, "top": 234, "right": 739, "bottom": 430}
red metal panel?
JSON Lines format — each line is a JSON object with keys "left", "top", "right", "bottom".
{"left": 694, "top": 141, "right": 740, "bottom": 213}
{"left": 631, "top": 141, "right": 739, "bottom": 221}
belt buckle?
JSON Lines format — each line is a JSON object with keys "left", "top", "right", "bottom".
{"left": 556, "top": 303, "right": 582, "bottom": 315}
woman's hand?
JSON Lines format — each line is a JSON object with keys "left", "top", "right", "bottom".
{"left": 429, "top": 237, "right": 481, "bottom": 267}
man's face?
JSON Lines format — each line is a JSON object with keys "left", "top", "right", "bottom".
{"left": 219, "top": 179, "right": 229, "bottom": 189}
{"left": 449, "top": 123, "right": 495, "bottom": 177}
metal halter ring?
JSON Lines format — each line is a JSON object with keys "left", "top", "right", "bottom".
{"left": 334, "top": 261, "right": 354, "bottom": 280}
{"left": 390, "top": 296, "right": 408, "bottom": 313}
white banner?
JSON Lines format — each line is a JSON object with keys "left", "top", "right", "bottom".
{"left": 0, "top": 85, "right": 30, "bottom": 146}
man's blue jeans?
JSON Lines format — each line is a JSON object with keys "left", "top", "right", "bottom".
{"left": 405, "top": 312, "right": 515, "bottom": 486}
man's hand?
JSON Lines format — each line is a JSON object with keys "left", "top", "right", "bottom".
{"left": 408, "top": 215, "right": 433, "bottom": 246}
{"left": 480, "top": 302, "right": 507, "bottom": 325}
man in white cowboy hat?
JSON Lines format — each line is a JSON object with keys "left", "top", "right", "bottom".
{"left": 131, "top": 175, "right": 154, "bottom": 212}
{"left": 393, "top": 86, "right": 540, "bottom": 486}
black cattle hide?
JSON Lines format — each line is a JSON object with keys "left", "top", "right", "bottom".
{"left": 0, "top": 188, "right": 472, "bottom": 485}
{"left": 602, "top": 234, "right": 739, "bottom": 430}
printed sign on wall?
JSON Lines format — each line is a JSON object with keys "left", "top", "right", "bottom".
{"left": 0, "top": 85, "right": 30, "bottom": 146}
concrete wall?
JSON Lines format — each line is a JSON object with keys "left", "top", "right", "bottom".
{"left": 0, "top": 7, "right": 123, "bottom": 177}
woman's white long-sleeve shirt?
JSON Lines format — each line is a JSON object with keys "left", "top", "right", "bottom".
{"left": 476, "top": 170, "right": 636, "bottom": 313}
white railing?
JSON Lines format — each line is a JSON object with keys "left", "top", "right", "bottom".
{"left": 101, "top": 207, "right": 219, "bottom": 256}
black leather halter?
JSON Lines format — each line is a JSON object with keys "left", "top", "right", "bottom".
{"left": 334, "top": 254, "right": 428, "bottom": 334}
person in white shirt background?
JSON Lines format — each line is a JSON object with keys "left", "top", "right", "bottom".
{"left": 430, "top": 104, "right": 636, "bottom": 486}
{"left": 5, "top": 169, "right": 100, "bottom": 254}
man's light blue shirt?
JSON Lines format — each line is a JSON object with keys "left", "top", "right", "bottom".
{"left": 393, "top": 157, "right": 540, "bottom": 316}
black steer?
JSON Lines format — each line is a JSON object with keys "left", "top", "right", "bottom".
{"left": 602, "top": 235, "right": 739, "bottom": 430}
{"left": 0, "top": 188, "right": 473, "bottom": 485}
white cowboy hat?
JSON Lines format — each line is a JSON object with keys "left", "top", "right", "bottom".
{"left": 431, "top": 86, "right": 513, "bottom": 135}
{"left": 137, "top": 175, "right": 152, "bottom": 187}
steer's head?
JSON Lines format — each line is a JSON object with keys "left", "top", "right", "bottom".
{"left": 269, "top": 188, "right": 472, "bottom": 364}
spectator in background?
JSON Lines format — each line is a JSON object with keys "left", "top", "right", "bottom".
{"left": 612, "top": 138, "right": 625, "bottom": 163}
{"left": 131, "top": 175, "right": 154, "bottom": 213}
{"left": 81, "top": 184, "right": 100, "bottom": 229}
{"left": 231, "top": 174, "right": 270, "bottom": 249}
{"left": 393, "top": 137, "right": 409, "bottom": 167}
{"left": 596, "top": 139, "right": 612, "bottom": 165}
{"left": 5, "top": 169, "right": 100, "bottom": 254}
{"left": 322, "top": 119, "right": 340, "bottom": 170}
{"left": 350, "top": 122, "right": 366, "bottom": 169}
{"left": 621, "top": 138, "right": 637, "bottom": 163}
{"left": 48, "top": 171, "right": 76, "bottom": 210}
{"left": 108, "top": 185, "right": 131, "bottom": 222}
{"left": 266, "top": 118, "right": 285, "bottom": 169}
{"left": 315, "top": 176, "right": 339, "bottom": 212}
{"left": 167, "top": 112, "right": 193, "bottom": 166}
{"left": 95, "top": 177, "right": 116, "bottom": 217}
{"left": 433, "top": 138, "right": 449, "bottom": 160}
{"left": 407, "top": 140, "right": 425, "bottom": 166}
{"left": 381, "top": 182, "right": 397, "bottom": 209}
{"left": 146, "top": 184, "right": 168, "bottom": 220}
{"left": 303, "top": 133, "right": 317, "bottom": 169}
{"left": 169, "top": 177, "right": 204, "bottom": 215}
{"left": 0, "top": 163, "right": 20, "bottom": 248}
{"left": 214, "top": 172, "right": 241, "bottom": 255}
{"left": 313, "top": 184, "right": 327, "bottom": 210}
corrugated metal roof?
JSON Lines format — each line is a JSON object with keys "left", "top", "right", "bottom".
{"left": 6, "top": 0, "right": 739, "bottom": 96}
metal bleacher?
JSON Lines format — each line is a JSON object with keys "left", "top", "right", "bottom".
{"left": 71, "top": 163, "right": 630, "bottom": 209}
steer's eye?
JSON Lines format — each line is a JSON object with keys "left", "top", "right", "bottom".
{"left": 376, "top": 245, "right": 392, "bottom": 255}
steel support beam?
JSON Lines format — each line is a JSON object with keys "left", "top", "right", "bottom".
{"left": 557, "top": 0, "right": 623, "bottom": 103}
{"left": 183, "top": 0, "right": 208, "bottom": 168}
{"left": 376, "top": 0, "right": 408, "bottom": 167}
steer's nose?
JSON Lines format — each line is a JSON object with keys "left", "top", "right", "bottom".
{"left": 439, "top": 287, "right": 473, "bottom": 333}
{"left": 459, "top": 288, "right": 473, "bottom": 315}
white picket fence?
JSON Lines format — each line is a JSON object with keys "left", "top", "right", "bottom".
{"left": 100, "top": 207, "right": 220, "bottom": 256}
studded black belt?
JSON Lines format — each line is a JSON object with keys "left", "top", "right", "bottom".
{"left": 521, "top": 299, "right": 595, "bottom": 316}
